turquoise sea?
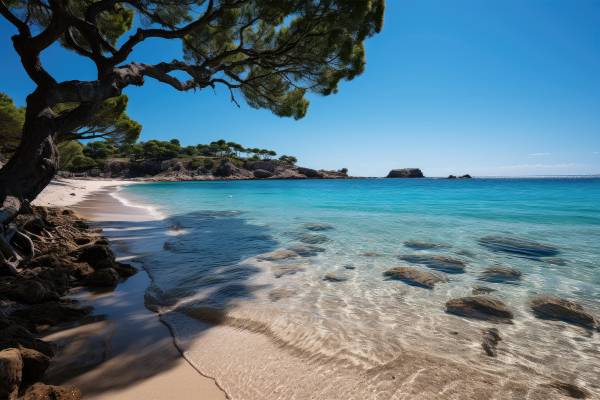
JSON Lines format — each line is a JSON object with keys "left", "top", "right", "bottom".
{"left": 112, "top": 178, "right": 600, "bottom": 399}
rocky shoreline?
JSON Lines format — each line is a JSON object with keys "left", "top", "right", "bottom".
{"left": 61, "top": 158, "right": 350, "bottom": 182}
{"left": 1, "top": 206, "right": 137, "bottom": 399}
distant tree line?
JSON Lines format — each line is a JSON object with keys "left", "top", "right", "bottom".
{"left": 57, "top": 138, "right": 298, "bottom": 172}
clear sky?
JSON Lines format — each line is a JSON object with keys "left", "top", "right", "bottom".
{"left": 2, "top": 0, "right": 600, "bottom": 177}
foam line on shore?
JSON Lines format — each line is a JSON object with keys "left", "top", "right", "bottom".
{"left": 109, "top": 185, "right": 166, "bottom": 221}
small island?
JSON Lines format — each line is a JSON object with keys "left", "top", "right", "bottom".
{"left": 386, "top": 168, "right": 424, "bottom": 178}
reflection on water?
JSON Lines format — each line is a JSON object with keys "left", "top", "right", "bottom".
{"left": 113, "top": 179, "right": 600, "bottom": 399}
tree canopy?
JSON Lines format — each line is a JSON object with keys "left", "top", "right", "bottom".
{"left": 0, "top": 93, "right": 25, "bottom": 157}
{"left": 1, "top": 0, "right": 384, "bottom": 120}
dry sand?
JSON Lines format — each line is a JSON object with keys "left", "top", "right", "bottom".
{"left": 36, "top": 179, "right": 227, "bottom": 400}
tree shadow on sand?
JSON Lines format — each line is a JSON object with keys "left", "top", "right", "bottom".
{"left": 44, "top": 210, "right": 278, "bottom": 396}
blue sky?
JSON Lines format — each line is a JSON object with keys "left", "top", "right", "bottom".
{"left": 2, "top": 0, "right": 600, "bottom": 177}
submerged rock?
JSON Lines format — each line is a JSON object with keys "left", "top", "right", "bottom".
{"left": 322, "top": 272, "right": 349, "bottom": 282}
{"left": 297, "top": 233, "right": 330, "bottom": 245}
{"left": 271, "top": 263, "right": 306, "bottom": 278}
{"left": 530, "top": 295, "right": 597, "bottom": 330}
{"left": 383, "top": 266, "right": 447, "bottom": 289}
{"left": 303, "top": 222, "right": 334, "bottom": 231}
{"left": 386, "top": 168, "right": 424, "bottom": 178}
{"left": 543, "top": 381, "right": 589, "bottom": 399}
{"left": 481, "top": 328, "right": 502, "bottom": 357}
{"left": 84, "top": 268, "right": 119, "bottom": 287}
{"left": 479, "top": 266, "right": 522, "bottom": 284}
{"left": 478, "top": 236, "right": 559, "bottom": 257}
{"left": 257, "top": 249, "right": 299, "bottom": 261}
{"left": 545, "top": 258, "right": 568, "bottom": 266}
{"left": 399, "top": 254, "right": 466, "bottom": 274}
{"left": 445, "top": 296, "right": 513, "bottom": 322}
{"left": 268, "top": 288, "right": 296, "bottom": 302}
{"left": 361, "top": 251, "right": 382, "bottom": 257}
{"left": 472, "top": 286, "right": 496, "bottom": 295}
{"left": 287, "top": 244, "right": 326, "bottom": 257}
{"left": 403, "top": 240, "right": 447, "bottom": 250}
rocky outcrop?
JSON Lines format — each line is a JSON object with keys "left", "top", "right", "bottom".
{"left": 296, "top": 167, "right": 323, "bottom": 178}
{"left": 383, "top": 266, "right": 447, "bottom": 289}
{"left": 530, "top": 295, "right": 597, "bottom": 330}
{"left": 398, "top": 254, "right": 466, "bottom": 274}
{"left": 445, "top": 296, "right": 513, "bottom": 322}
{"left": 253, "top": 169, "right": 273, "bottom": 179}
{"left": 386, "top": 168, "right": 424, "bottom": 178}
{"left": 22, "top": 383, "right": 81, "bottom": 400}
{"left": 478, "top": 236, "right": 560, "bottom": 257}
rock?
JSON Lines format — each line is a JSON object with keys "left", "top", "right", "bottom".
{"left": 478, "top": 236, "right": 559, "bottom": 257}
{"left": 447, "top": 175, "right": 457, "bottom": 179}
{"left": 481, "top": 328, "right": 501, "bottom": 357}
{"left": 287, "top": 244, "right": 325, "bottom": 257}
{"left": 399, "top": 254, "right": 466, "bottom": 274}
{"left": 74, "top": 244, "right": 116, "bottom": 269}
{"left": 22, "top": 383, "right": 81, "bottom": 400}
{"left": 543, "top": 381, "right": 589, "bottom": 399}
{"left": 253, "top": 169, "right": 273, "bottom": 179}
{"left": 12, "top": 301, "right": 92, "bottom": 327}
{"left": 257, "top": 249, "right": 299, "bottom": 261}
{"left": 545, "top": 258, "right": 568, "bottom": 266}
{"left": 386, "top": 168, "right": 424, "bottom": 178}
{"left": 0, "top": 348, "right": 22, "bottom": 400}
{"left": 296, "top": 167, "right": 323, "bottom": 178}
{"left": 323, "top": 272, "right": 349, "bottom": 282}
{"left": 530, "top": 295, "right": 597, "bottom": 330}
{"left": 271, "top": 263, "right": 306, "bottom": 278}
{"left": 0, "top": 278, "right": 59, "bottom": 304}
{"left": 114, "top": 262, "right": 138, "bottom": 278}
{"left": 403, "top": 240, "right": 446, "bottom": 250}
{"left": 0, "top": 325, "right": 54, "bottom": 357}
{"left": 214, "top": 160, "right": 238, "bottom": 177}
{"left": 472, "top": 286, "right": 496, "bottom": 295}
{"left": 361, "top": 251, "right": 382, "bottom": 257}
{"left": 343, "top": 264, "right": 355, "bottom": 270}
{"left": 445, "top": 296, "right": 513, "bottom": 322}
{"left": 479, "top": 266, "right": 522, "bottom": 283}
{"left": 297, "top": 233, "right": 330, "bottom": 245}
{"left": 459, "top": 174, "right": 472, "bottom": 179}
{"left": 303, "top": 223, "right": 334, "bottom": 231}
{"left": 84, "top": 268, "right": 119, "bottom": 287}
{"left": 20, "top": 347, "right": 50, "bottom": 383}
{"left": 383, "top": 267, "right": 447, "bottom": 289}
{"left": 73, "top": 236, "right": 92, "bottom": 246}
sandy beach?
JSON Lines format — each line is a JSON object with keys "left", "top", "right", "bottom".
{"left": 34, "top": 179, "right": 227, "bottom": 400}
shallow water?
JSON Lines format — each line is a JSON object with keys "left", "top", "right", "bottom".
{"left": 117, "top": 178, "right": 600, "bottom": 399}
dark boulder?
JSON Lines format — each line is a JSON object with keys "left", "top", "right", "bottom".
{"left": 74, "top": 244, "right": 116, "bottom": 270}
{"left": 478, "top": 236, "right": 559, "bottom": 257}
{"left": 20, "top": 347, "right": 50, "bottom": 383}
{"left": 399, "top": 254, "right": 466, "bottom": 274}
{"left": 114, "top": 262, "right": 138, "bottom": 278}
{"left": 253, "top": 169, "right": 273, "bottom": 179}
{"left": 22, "top": 383, "right": 81, "bottom": 400}
{"left": 12, "top": 301, "right": 92, "bottom": 327}
{"left": 0, "top": 278, "right": 59, "bottom": 304}
{"left": 84, "top": 268, "right": 119, "bottom": 287}
{"left": 297, "top": 167, "right": 323, "bottom": 178}
{"left": 214, "top": 160, "right": 238, "bottom": 177}
{"left": 479, "top": 266, "right": 522, "bottom": 284}
{"left": 459, "top": 174, "right": 472, "bottom": 179}
{"left": 383, "top": 267, "right": 447, "bottom": 289}
{"left": 445, "top": 296, "right": 513, "bottom": 322}
{"left": 386, "top": 168, "right": 424, "bottom": 178}
{"left": 530, "top": 295, "right": 597, "bottom": 330}
{"left": 0, "top": 348, "right": 22, "bottom": 400}
{"left": 0, "top": 325, "right": 54, "bottom": 357}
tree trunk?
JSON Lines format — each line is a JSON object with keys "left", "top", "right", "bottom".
{"left": 0, "top": 91, "right": 59, "bottom": 221}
